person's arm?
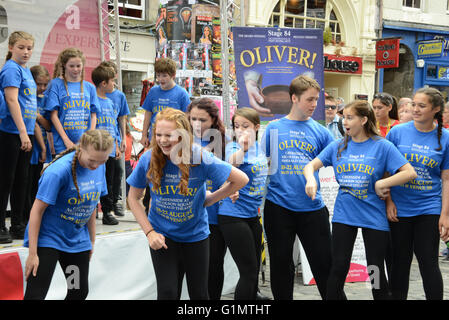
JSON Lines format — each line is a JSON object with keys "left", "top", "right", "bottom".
{"left": 439, "top": 169, "right": 449, "bottom": 242}
{"left": 374, "top": 163, "right": 417, "bottom": 200}
{"left": 87, "top": 208, "right": 96, "bottom": 260}
{"left": 36, "top": 113, "right": 51, "bottom": 132}
{"left": 303, "top": 158, "right": 324, "bottom": 201}
{"left": 128, "top": 186, "right": 167, "bottom": 250}
{"left": 118, "top": 115, "right": 127, "bottom": 152}
{"left": 140, "top": 110, "right": 152, "bottom": 148}
{"left": 4, "top": 87, "right": 31, "bottom": 151}
{"left": 50, "top": 110, "right": 75, "bottom": 149}
{"left": 25, "top": 199, "right": 49, "bottom": 279}
{"left": 204, "top": 166, "right": 248, "bottom": 207}
{"left": 34, "top": 124, "right": 46, "bottom": 163}
{"left": 90, "top": 112, "right": 97, "bottom": 130}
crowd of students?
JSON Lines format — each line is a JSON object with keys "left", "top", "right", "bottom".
{"left": 1, "top": 30, "right": 449, "bottom": 301}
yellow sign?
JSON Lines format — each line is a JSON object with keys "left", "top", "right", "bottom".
{"left": 418, "top": 41, "right": 443, "bottom": 58}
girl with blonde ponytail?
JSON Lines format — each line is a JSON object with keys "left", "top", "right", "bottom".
{"left": 127, "top": 107, "right": 248, "bottom": 300}
{"left": 0, "top": 31, "right": 37, "bottom": 243}
{"left": 45, "top": 47, "right": 99, "bottom": 154}
{"left": 23, "top": 129, "right": 113, "bottom": 300}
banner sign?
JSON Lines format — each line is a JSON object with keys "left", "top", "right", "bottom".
{"left": 417, "top": 40, "right": 444, "bottom": 59}
{"left": 0, "top": 0, "right": 105, "bottom": 82}
{"left": 376, "top": 39, "right": 400, "bottom": 69}
{"left": 233, "top": 27, "right": 325, "bottom": 121}
{"left": 324, "top": 54, "right": 363, "bottom": 74}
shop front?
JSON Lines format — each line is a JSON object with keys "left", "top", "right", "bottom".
{"left": 380, "top": 23, "right": 449, "bottom": 100}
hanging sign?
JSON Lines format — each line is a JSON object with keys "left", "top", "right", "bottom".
{"left": 375, "top": 38, "right": 400, "bottom": 69}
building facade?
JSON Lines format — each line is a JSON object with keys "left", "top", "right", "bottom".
{"left": 380, "top": 0, "right": 449, "bottom": 100}
{"left": 246, "top": 0, "right": 378, "bottom": 104}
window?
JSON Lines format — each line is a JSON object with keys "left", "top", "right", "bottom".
{"left": 108, "top": 0, "right": 145, "bottom": 20}
{"left": 269, "top": 0, "right": 342, "bottom": 43}
{"left": 403, "top": 0, "right": 421, "bottom": 9}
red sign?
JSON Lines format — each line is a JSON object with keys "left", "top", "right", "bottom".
{"left": 376, "top": 39, "right": 400, "bottom": 69}
{"left": 324, "top": 54, "right": 363, "bottom": 74}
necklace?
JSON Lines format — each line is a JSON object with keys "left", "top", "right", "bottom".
{"left": 377, "top": 118, "right": 392, "bottom": 136}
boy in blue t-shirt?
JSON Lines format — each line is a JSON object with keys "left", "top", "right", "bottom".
{"left": 100, "top": 61, "right": 130, "bottom": 217}
{"left": 261, "top": 75, "right": 333, "bottom": 300}
{"left": 140, "top": 58, "right": 190, "bottom": 148}
{"left": 92, "top": 65, "right": 121, "bottom": 225}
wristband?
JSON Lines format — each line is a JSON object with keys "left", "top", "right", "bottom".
{"left": 145, "top": 229, "right": 154, "bottom": 237}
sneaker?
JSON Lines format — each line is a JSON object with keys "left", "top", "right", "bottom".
{"left": 102, "top": 212, "right": 119, "bottom": 225}
{"left": 0, "top": 227, "right": 13, "bottom": 244}
{"left": 113, "top": 202, "right": 125, "bottom": 217}
{"left": 10, "top": 224, "right": 26, "bottom": 240}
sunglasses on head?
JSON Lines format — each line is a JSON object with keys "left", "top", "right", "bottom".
{"left": 324, "top": 104, "right": 337, "bottom": 110}
{"left": 373, "top": 93, "right": 393, "bottom": 105}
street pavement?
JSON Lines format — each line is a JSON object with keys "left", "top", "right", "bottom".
{"left": 223, "top": 241, "right": 449, "bottom": 300}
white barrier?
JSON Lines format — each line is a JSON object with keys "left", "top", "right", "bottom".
{"left": 1, "top": 231, "right": 239, "bottom": 300}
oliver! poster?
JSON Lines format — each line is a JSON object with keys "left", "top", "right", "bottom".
{"left": 233, "top": 27, "right": 325, "bottom": 122}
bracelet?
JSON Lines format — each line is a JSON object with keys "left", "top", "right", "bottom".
{"left": 145, "top": 229, "right": 155, "bottom": 237}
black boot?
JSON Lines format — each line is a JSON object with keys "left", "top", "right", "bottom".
{"left": 113, "top": 201, "right": 125, "bottom": 217}
{"left": 102, "top": 212, "right": 119, "bottom": 225}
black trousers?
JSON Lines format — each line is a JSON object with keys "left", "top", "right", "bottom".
{"left": 100, "top": 157, "right": 123, "bottom": 213}
{"left": 263, "top": 199, "right": 332, "bottom": 300}
{"left": 0, "top": 131, "right": 34, "bottom": 229}
{"left": 326, "top": 222, "right": 390, "bottom": 300}
{"left": 150, "top": 237, "right": 209, "bottom": 300}
{"left": 24, "top": 247, "right": 90, "bottom": 300}
{"left": 208, "top": 224, "right": 226, "bottom": 300}
{"left": 219, "top": 215, "right": 262, "bottom": 300}
{"left": 23, "top": 162, "right": 43, "bottom": 225}
{"left": 389, "top": 214, "right": 443, "bottom": 300}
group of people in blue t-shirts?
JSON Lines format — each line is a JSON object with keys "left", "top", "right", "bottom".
{"left": 1, "top": 30, "right": 448, "bottom": 301}
{"left": 0, "top": 31, "right": 130, "bottom": 299}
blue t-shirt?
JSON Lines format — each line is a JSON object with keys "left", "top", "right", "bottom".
{"left": 0, "top": 59, "right": 37, "bottom": 135}
{"left": 30, "top": 95, "right": 52, "bottom": 165}
{"left": 106, "top": 89, "right": 130, "bottom": 145}
{"left": 141, "top": 84, "right": 190, "bottom": 136}
{"left": 387, "top": 121, "right": 449, "bottom": 217}
{"left": 194, "top": 137, "right": 223, "bottom": 225}
{"left": 24, "top": 151, "right": 108, "bottom": 253}
{"left": 262, "top": 117, "right": 334, "bottom": 211}
{"left": 45, "top": 78, "right": 100, "bottom": 154}
{"left": 96, "top": 97, "right": 118, "bottom": 158}
{"left": 219, "top": 142, "right": 268, "bottom": 219}
{"left": 126, "top": 146, "right": 233, "bottom": 242}
{"left": 0, "top": 90, "right": 6, "bottom": 119}
{"left": 318, "top": 137, "right": 408, "bottom": 231}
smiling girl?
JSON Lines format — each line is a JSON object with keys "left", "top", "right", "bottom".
{"left": 386, "top": 87, "right": 449, "bottom": 300}
{"left": 0, "top": 31, "right": 38, "bottom": 243}
{"left": 45, "top": 48, "right": 99, "bottom": 154}
{"left": 127, "top": 107, "right": 248, "bottom": 300}
{"left": 303, "top": 100, "right": 416, "bottom": 300}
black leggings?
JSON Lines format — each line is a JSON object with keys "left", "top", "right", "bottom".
{"left": 263, "top": 200, "right": 332, "bottom": 300}
{"left": 326, "top": 223, "right": 390, "bottom": 300}
{"left": 0, "top": 131, "right": 34, "bottom": 229}
{"left": 208, "top": 224, "right": 226, "bottom": 300}
{"left": 218, "top": 215, "right": 262, "bottom": 300}
{"left": 150, "top": 237, "right": 209, "bottom": 300}
{"left": 24, "top": 247, "right": 90, "bottom": 300}
{"left": 389, "top": 214, "right": 443, "bottom": 300}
